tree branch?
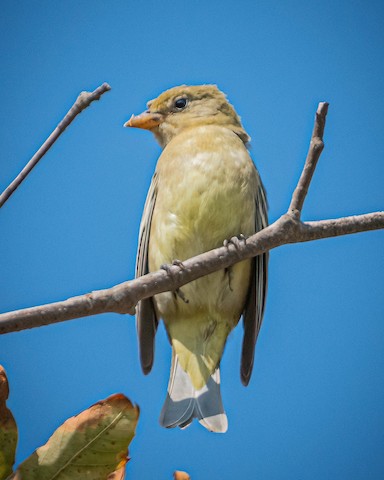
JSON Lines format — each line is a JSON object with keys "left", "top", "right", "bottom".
{"left": 0, "top": 102, "right": 383, "bottom": 335}
{"left": 0, "top": 210, "right": 382, "bottom": 335}
{"left": 0, "top": 83, "right": 111, "bottom": 208}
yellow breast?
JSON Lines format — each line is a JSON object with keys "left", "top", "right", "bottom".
{"left": 149, "top": 125, "right": 257, "bottom": 263}
{"left": 148, "top": 125, "right": 257, "bottom": 388}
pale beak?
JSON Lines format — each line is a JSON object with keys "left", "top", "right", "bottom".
{"left": 124, "top": 110, "right": 164, "bottom": 130}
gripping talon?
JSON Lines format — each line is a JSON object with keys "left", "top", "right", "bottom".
{"left": 161, "top": 260, "right": 189, "bottom": 304}
{"left": 172, "top": 259, "right": 186, "bottom": 269}
{"left": 175, "top": 288, "right": 189, "bottom": 303}
{"left": 224, "top": 267, "right": 234, "bottom": 291}
{"left": 223, "top": 235, "right": 247, "bottom": 291}
{"left": 223, "top": 234, "right": 247, "bottom": 250}
{"left": 161, "top": 259, "right": 186, "bottom": 272}
{"left": 161, "top": 263, "right": 170, "bottom": 273}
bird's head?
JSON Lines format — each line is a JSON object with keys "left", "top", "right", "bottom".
{"left": 124, "top": 85, "right": 250, "bottom": 147}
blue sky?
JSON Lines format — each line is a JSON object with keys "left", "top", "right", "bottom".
{"left": 0, "top": 1, "right": 383, "bottom": 478}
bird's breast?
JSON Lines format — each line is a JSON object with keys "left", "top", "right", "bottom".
{"left": 148, "top": 126, "right": 257, "bottom": 267}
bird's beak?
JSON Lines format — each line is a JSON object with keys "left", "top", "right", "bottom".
{"left": 124, "top": 110, "right": 164, "bottom": 130}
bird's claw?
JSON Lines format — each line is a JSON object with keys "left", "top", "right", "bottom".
{"left": 223, "top": 234, "right": 247, "bottom": 250}
{"left": 160, "top": 259, "right": 186, "bottom": 272}
{"left": 172, "top": 259, "right": 186, "bottom": 269}
{"left": 175, "top": 288, "right": 189, "bottom": 304}
{"left": 224, "top": 267, "right": 234, "bottom": 292}
{"left": 161, "top": 260, "right": 189, "bottom": 304}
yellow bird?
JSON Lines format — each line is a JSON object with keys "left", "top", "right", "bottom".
{"left": 125, "top": 85, "right": 268, "bottom": 433}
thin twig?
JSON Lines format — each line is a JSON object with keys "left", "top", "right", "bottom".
{"left": 288, "top": 102, "right": 329, "bottom": 218}
{"left": 0, "top": 83, "right": 111, "bottom": 208}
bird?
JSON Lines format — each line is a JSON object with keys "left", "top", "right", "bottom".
{"left": 125, "top": 85, "right": 268, "bottom": 433}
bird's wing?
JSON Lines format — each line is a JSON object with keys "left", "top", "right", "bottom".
{"left": 136, "top": 171, "right": 159, "bottom": 374}
{"left": 241, "top": 171, "right": 269, "bottom": 386}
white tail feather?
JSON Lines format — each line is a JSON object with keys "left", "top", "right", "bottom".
{"left": 159, "top": 354, "right": 228, "bottom": 433}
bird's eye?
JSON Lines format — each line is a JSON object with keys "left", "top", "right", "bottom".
{"left": 174, "top": 97, "right": 188, "bottom": 110}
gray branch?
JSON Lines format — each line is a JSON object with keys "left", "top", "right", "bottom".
{"left": 0, "top": 102, "right": 383, "bottom": 335}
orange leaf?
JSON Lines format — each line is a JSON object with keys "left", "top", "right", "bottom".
{"left": 174, "top": 471, "right": 190, "bottom": 480}
{"left": 107, "top": 465, "right": 126, "bottom": 479}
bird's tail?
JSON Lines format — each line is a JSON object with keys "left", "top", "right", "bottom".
{"left": 159, "top": 352, "right": 228, "bottom": 433}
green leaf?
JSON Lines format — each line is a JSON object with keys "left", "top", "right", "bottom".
{"left": 0, "top": 365, "right": 18, "bottom": 480}
{"left": 14, "top": 394, "right": 139, "bottom": 480}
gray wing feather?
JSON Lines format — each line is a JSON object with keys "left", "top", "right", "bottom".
{"left": 136, "top": 172, "right": 159, "bottom": 374}
{"left": 241, "top": 171, "right": 269, "bottom": 386}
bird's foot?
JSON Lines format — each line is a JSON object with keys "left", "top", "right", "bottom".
{"left": 174, "top": 288, "right": 189, "bottom": 304}
{"left": 223, "top": 234, "right": 247, "bottom": 250}
{"left": 172, "top": 259, "right": 186, "bottom": 269}
{"left": 223, "top": 235, "right": 247, "bottom": 291}
{"left": 161, "top": 260, "right": 189, "bottom": 304}
{"left": 160, "top": 259, "right": 186, "bottom": 273}
{"left": 224, "top": 267, "right": 234, "bottom": 292}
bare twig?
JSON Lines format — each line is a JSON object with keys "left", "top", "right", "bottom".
{"left": 0, "top": 102, "right": 383, "bottom": 334}
{"left": 288, "top": 102, "right": 328, "bottom": 218}
{"left": 0, "top": 83, "right": 111, "bottom": 208}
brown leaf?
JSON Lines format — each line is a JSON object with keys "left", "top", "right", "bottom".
{"left": 0, "top": 365, "right": 18, "bottom": 480}
{"left": 14, "top": 393, "right": 139, "bottom": 479}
